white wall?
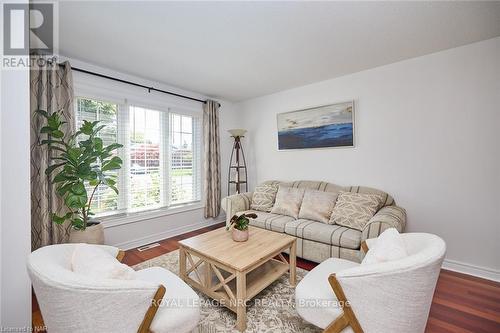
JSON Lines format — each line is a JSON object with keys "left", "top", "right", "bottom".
{"left": 0, "top": 69, "right": 32, "bottom": 327}
{"left": 236, "top": 38, "right": 500, "bottom": 280}
{"left": 0, "top": 15, "right": 32, "bottom": 333}
{"left": 65, "top": 58, "right": 239, "bottom": 249}
{"left": 0, "top": 58, "right": 2, "bottom": 327}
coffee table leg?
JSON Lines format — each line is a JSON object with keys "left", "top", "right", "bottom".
{"left": 179, "top": 246, "right": 187, "bottom": 281}
{"left": 236, "top": 271, "right": 247, "bottom": 331}
{"left": 289, "top": 240, "right": 297, "bottom": 286}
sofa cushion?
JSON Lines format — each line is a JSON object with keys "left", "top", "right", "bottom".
{"left": 330, "top": 191, "right": 384, "bottom": 231}
{"left": 345, "top": 185, "right": 394, "bottom": 206}
{"left": 136, "top": 267, "right": 200, "bottom": 333}
{"left": 237, "top": 210, "right": 295, "bottom": 233}
{"left": 250, "top": 184, "right": 279, "bottom": 212}
{"left": 298, "top": 189, "right": 338, "bottom": 223}
{"left": 285, "top": 219, "right": 362, "bottom": 250}
{"left": 280, "top": 180, "right": 343, "bottom": 193}
{"left": 270, "top": 186, "right": 305, "bottom": 218}
{"left": 265, "top": 180, "right": 395, "bottom": 207}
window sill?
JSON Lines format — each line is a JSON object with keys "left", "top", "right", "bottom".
{"left": 94, "top": 202, "right": 204, "bottom": 228}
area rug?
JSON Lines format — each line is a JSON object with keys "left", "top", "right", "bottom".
{"left": 133, "top": 250, "right": 321, "bottom": 333}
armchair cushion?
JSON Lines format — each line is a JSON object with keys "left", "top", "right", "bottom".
{"left": 136, "top": 267, "right": 200, "bottom": 333}
{"left": 295, "top": 258, "right": 359, "bottom": 329}
{"left": 71, "top": 243, "right": 136, "bottom": 280}
{"left": 362, "top": 228, "right": 408, "bottom": 265}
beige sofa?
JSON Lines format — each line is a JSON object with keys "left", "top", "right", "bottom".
{"left": 221, "top": 180, "right": 406, "bottom": 263}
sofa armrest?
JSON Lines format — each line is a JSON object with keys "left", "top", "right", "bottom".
{"left": 221, "top": 192, "right": 253, "bottom": 226}
{"left": 361, "top": 205, "right": 407, "bottom": 242}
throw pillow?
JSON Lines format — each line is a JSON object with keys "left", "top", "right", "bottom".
{"left": 250, "top": 184, "right": 279, "bottom": 212}
{"left": 270, "top": 186, "right": 305, "bottom": 219}
{"left": 362, "top": 228, "right": 408, "bottom": 265}
{"left": 329, "top": 191, "right": 383, "bottom": 230}
{"left": 298, "top": 189, "right": 338, "bottom": 223}
{"left": 71, "top": 244, "right": 136, "bottom": 280}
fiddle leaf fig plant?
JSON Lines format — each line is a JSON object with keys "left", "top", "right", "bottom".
{"left": 226, "top": 213, "right": 257, "bottom": 231}
{"left": 37, "top": 109, "right": 123, "bottom": 230}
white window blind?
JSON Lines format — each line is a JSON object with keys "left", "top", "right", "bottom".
{"left": 76, "top": 97, "right": 119, "bottom": 214}
{"left": 128, "top": 106, "right": 163, "bottom": 210}
{"left": 169, "top": 113, "right": 202, "bottom": 205}
{"left": 75, "top": 96, "right": 202, "bottom": 217}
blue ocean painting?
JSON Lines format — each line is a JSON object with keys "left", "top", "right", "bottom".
{"left": 277, "top": 102, "right": 354, "bottom": 150}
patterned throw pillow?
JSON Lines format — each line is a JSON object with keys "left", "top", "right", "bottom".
{"left": 330, "top": 191, "right": 383, "bottom": 231}
{"left": 270, "top": 186, "right": 305, "bottom": 219}
{"left": 250, "top": 184, "right": 279, "bottom": 212}
{"left": 298, "top": 189, "right": 338, "bottom": 223}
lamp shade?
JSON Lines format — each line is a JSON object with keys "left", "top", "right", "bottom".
{"left": 228, "top": 129, "right": 247, "bottom": 137}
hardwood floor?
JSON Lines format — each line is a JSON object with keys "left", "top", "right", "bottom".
{"left": 33, "top": 223, "right": 500, "bottom": 332}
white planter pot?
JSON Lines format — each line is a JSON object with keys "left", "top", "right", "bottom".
{"left": 69, "top": 223, "right": 104, "bottom": 244}
{"left": 232, "top": 228, "right": 249, "bottom": 242}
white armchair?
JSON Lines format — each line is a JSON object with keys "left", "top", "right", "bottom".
{"left": 27, "top": 244, "right": 200, "bottom": 333}
{"left": 295, "top": 233, "right": 446, "bottom": 333}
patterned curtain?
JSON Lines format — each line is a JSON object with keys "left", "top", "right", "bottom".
{"left": 203, "top": 100, "right": 221, "bottom": 218}
{"left": 30, "top": 60, "right": 75, "bottom": 250}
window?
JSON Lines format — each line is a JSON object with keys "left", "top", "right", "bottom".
{"left": 75, "top": 96, "right": 202, "bottom": 217}
{"left": 76, "top": 98, "right": 119, "bottom": 213}
{"left": 170, "top": 113, "right": 200, "bottom": 204}
{"left": 129, "top": 106, "right": 162, "bottom": 210}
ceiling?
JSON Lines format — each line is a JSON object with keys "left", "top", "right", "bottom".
{"left": 59, "top": 1, "right": 500, "bottom": 102}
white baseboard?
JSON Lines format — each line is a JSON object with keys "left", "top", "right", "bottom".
{"left": 442, "top": 259, "right": 500, "bottom": 282}
{"left": 112, "top": 219, "right": 225, "bottom": 250}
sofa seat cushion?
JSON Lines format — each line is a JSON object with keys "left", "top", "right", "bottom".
{"left": 295, "top": 257, "right": 359, "bottom": 329}
{"left": 237, "top": 210, "right": 295, "bottom": 233}
{"left": 285, "top": 219, "right": 362, "bottom": 250}
{"left": 136, "top": 267, "right": 200, "bottom": 333}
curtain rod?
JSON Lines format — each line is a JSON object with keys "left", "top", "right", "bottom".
{"left": 59, "top": 64, "right": 220, "bottom": 106}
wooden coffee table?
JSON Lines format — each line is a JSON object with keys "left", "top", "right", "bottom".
{"left": 178, "top": 226, "right": 297, "bottom": 331}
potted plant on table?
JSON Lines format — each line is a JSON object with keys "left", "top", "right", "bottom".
{"left": 226, "top": 213, "right": 257, "bottom": 242}
{"left": 37, "top": 110, "right": 123, "bottom": 244}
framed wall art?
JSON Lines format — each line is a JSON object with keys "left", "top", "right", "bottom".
{"left": 277, "top": 101, "right": 354, "bottom": 150}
